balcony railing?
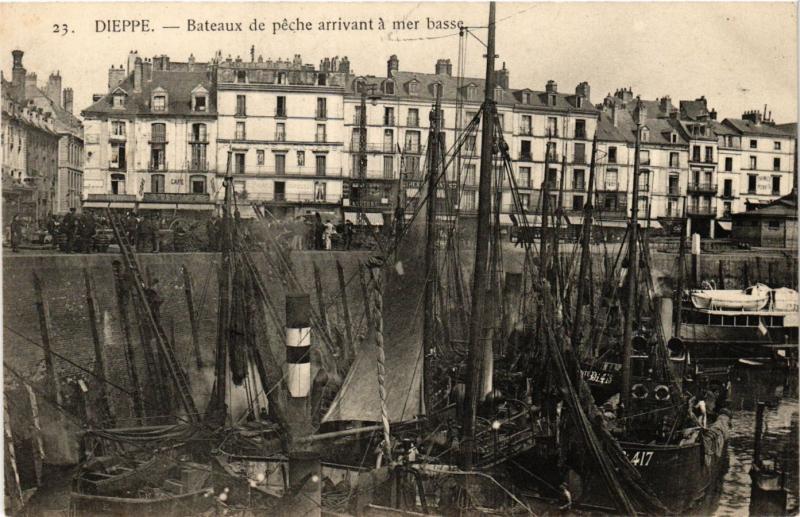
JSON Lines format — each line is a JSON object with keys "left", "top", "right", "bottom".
{"left": 108, "top": 161, "right": 127, "bottom": 171}
{"left": 687, "top": 182, "right": 717, "bottom": 194}
{"left": 686, "top": 203, "right": 717, "bottom": 216}
{"left": 148, "top": 161, "right": 168, "bottom": 171}
{"left": 270, "top": 192, "right": 340, "bottom": 204}
{"left": 546, "top": 153, "right": 560, "bottom": 162}
{"left": 149, "top": 135, "right": 167, "bottom": 144}
{"left": 574, "top": 155, "right": 586, "bottom": 165}
{"left": 348, "top": 142, "right": 397, "bottom": 153}
{"left": 109, "top": 132, "right": 126, "bottom": 141}
{"left": 575, "top": 129, "right": 587, "bottom": 139}
{"left": 142, "top": 192, "right": 210, "bottom": 203}
{"left": 407, "top": 118, "right": 420, "bottom": 128}
{"left": 383, "top": 116, "right": 395, "bottom": 126}
{"left": 187, "top": 160, "right": 209, "bottom": 172}
{"left": 315, "top": 134, "right": 327, "bottom": 143}
{"left": 243, "top": 166, "right": 344, "bottom": 177}
{"left": 518, "top": 152, "right": 533, "bottom": 162}
{"left": 316, "top": 110, "right": 327, "bottom": 120}
{"left": 404, "top": 144, "right": 425, "bottom": 155}
{"left": 275, "top": 133, "right": 287, "bottom": 142}
{"left": 189, "top": 137, "right": 208, "bottom": 144}
{"left": 275, "top": 108, "right": 287, "bottom": 118}
{"left": 518, "top": 127, "right": 533, "bottom": 136}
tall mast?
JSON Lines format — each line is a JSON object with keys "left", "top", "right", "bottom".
{"left": 462, "top": 0, "right": 496, "bottom": 471}
{"left": 423, "top": 90, "right": 442, "bottom": 415}
{"left": 540, "top": 138, "right": 552, "bottom": 272}
{"left": 209, "top": 150, "right": 234, "bottom": 419}
{"left": 572, "top": 132, "right": 598, "bottom": 351}
{"left": 674, "top": 197, "right": 688, "bottom": 337}
{"left": 621, "top": 99, "right": 644, "bottom": 413}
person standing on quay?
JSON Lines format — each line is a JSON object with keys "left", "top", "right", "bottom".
{"left": 79, "top": 212, "right": 96, "bottom": 253}
{"left": 9, "top": 214, "right": 23, "bottom": 253}
{"left": 323, "top": 219, "right": 336, "bottom": 250}
{"left": 62, "top": 207, "right": 77, "bottom": 253}
{"left": 313, "top": 212, "right": 324, "bottom": 250}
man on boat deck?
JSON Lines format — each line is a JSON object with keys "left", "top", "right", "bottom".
{"left": 694, "top": 395, "right": 708, "bottom": 428}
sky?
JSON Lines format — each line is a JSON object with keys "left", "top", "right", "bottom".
{"left": 0, "top": 2, "right": 796, "bottom": 122}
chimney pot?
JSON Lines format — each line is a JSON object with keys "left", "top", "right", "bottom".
{"left": 546, "top": 80, "right": 557, "bottom": 94}
{"left": 387, "top": 54, "right": 399, "bottom": 77}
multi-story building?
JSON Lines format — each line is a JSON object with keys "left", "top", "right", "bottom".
{"left": 24, "top": 70, "right": 84, "bottom": 214}
{"left": 2, "top": 50, "right": 61, "bottom": 226}
{"left": 82, "top": 52, "right": 218, "bottom": 214}
{"left": 597, "top": 90, "right": 796, "bottom": 237}
{"left": 215, "top": 54, "right": 348, "bottom": 219}
{"left": 342, "top": 55, "right": 599, "bottom": 227}
{"left": 722, "top": 111, "right": 796, "bottom": 212}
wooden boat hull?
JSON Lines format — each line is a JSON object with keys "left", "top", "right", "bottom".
{"left": 69, "top": 490, "right": 214, "bottom": 516}
{"left": 568, "top": 426, "right": 729, "bottom": 513}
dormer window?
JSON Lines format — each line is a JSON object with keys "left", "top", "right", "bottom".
{"left": 432, "top": 83, "right": 442, "bottom": 99}
{"left": 466, "top": 84, "right": 478, "bottom": 101}
{"left": 318, "top": 74, "right": 327, "bottom": 86}
{"left": 640, "top": 127, "right": 649, "bottom": 142}
{"left": 408, "top": 80, "right": 420, "bottom": 96}
{"left": 111, "top": 87, "right": 127, "bottom": 109}
{"left": 236, "top": 70, "right": 247, "bottom": 84}
{"left": 576, "top": 97, "right": 584, "bottom": 108}
{"left": 354, "top": 78, "right": 365, "bottom": 93}
{"left": 522, "top": 92, "right": 532, "bottom": 104}
{"left": 277, "top": 72, "right": 287, "bottom": 85}
{"left": 384, "top": 80, "right": 395, "bottom": 95}
{"left": 151, "top": 87, "right": 168, "bottom": 112}
{"left": 153, "top": 95, "right": 166, "bottom": 112}
{"left": 192, "top": 85, "right": 209, "bottom": 112}
{"left": 493, "top": 87, "right": 503, "bottom": 102}
{"left": 671, "top": 132, "right": 678, "bottom": 144}
{"left": 548, "top": 93, "right": 556, "bottom": 107}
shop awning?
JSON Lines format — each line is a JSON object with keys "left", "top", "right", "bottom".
{"left": 595, "top": 219, "right": 628, "bottom": 228}
{"left": 83, "top": 201, "right": 136, "bottom": 209}
{"left": 344, "top": 211, "right": 384, "bottom": 226}
{"left": 718, "top": 221, "right": 732, "bottom": 231}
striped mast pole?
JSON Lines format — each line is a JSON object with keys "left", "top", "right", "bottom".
{"left": 285, "top": 292, "right": 321, "bottom": 517}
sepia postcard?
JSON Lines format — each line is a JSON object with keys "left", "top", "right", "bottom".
{"left": 1, "top": 1, "right": 797, "bottom": 515}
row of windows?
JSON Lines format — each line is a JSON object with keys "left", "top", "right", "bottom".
{"left": 108, "top": 173, "right": 208, "bottom": 195}
{"left": 749, "top": 139, "right": 783, "bottom": 151}
{"left": 235, "top": 95, "right": 328, "bottom": 118}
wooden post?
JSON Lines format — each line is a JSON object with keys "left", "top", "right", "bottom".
{"left": 718, "top": 260, "right": 725, "bottom": 289}
{"left": 84, "top": 269, "right": 114, "bottom": 425}
{"left": 768, "top": 261, "right": 775, "bottom": 287}
{"left": 32, "top": 272, "right": 63, "bottom": 407}
{"left": 743, "top": 261, "right": 751, "bottom": 288}
{"left": 111, "top": 260, "right": 145, "bottom": 420}
{"left": 181, "top": 265, "right": 204, "bottom": 369}
{"left": 336, "top": 260, "right": 354, "bottom": 365}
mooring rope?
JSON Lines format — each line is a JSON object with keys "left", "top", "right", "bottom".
{"left": 368, "top": 263, "right": 392, "bottom": 463}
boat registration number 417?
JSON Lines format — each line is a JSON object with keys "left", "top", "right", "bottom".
{"left": 625, "top": 450, "right": 654, "bottom": 466}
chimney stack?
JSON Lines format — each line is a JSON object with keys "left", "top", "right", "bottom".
{"left": 46, "top": 72, "right": 62, "bottom": 106}
{"left": 62, "top": 88, "right": 74, "bottom": 114}
{"left": 133, "top": 57, "right": 143, "bottom": 92}
{"left": 127, "top": 50, "right": 138, "bottom": 74}
{"left": 742, "top": 110, "right": 763, "bottom": 125}
{"left": 143, "top": 58, "right": 153, "bottom": 82}
{"left": 545, "top": 80, "right": 557, "bottom": 94}
{"left": 611, "top": 104, "right": 619, "bottom": 127}
{"left": 575, "top": 81, "right": 590, "bottom": 102}
{"left": 387, "top": 55, "right": 399, "bottom": 77}
{"left": 659, "top": 95, "right": 672, "bottom": 115}
{"left": 435, "top": 58, "right": 453, "bottom": 76}
{"left": 11, "top": 50, "right": 26, "bottom": 103}
{"left": 495, "top": 62, "right": 509, "bottom": 89}
{"left": 340, "top": 56, "right": 350, "bottom": 74}
{"left": 108, "top": 65, "right": 126, "bottom": 91}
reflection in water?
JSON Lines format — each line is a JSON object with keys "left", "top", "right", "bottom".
{"left": 711, "top": 366, "right": 798, "bottom": 517}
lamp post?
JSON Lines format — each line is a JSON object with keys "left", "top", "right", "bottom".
{"left": 356, "top": 83, "right": 380, "bottom": 213}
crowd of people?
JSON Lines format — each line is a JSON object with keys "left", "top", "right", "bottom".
{"left": 263, "top": 212, "right": 356, "bottom": 251}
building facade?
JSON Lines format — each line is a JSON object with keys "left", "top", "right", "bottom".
{"left": 82, "top": 52, "right": 218, "bottom": 214}
{"left": 81, "top": 51, "right": 796, "bottom": 235}
{"left": 214, "top": 54, "right": 348, "bottom": 219}
{"left": 2, "top": 50, "right": 82, "bottom": 227}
